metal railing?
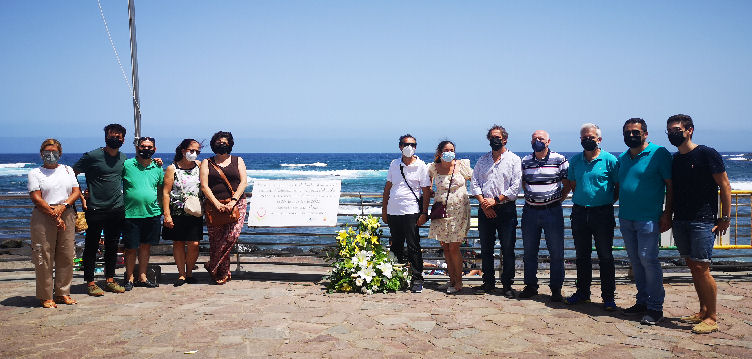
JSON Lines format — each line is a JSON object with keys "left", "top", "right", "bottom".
{"left": 2, "top": 191, "right": 751, "bottom": 269}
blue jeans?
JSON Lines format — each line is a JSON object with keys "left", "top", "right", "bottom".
{"left": 522, "top": 203, "right": 565, "bottom": 290}
{"left": 672, "top": 220, "right": 715, "bottom": 263}
{"left": 619, "top": 218, "right": 665, "bottom": 311}
{"left": 477, "top": 202, "right": 518, "bottom": 288}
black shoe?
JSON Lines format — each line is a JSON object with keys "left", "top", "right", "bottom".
{"left": 501, "top": 286, "right": 516, "bottom": 299}
{"left": 185, "top": 276, "right": 197, "bottom": 284}
{"left": 640, "top": 310, "right": 664, "bottom": 325}
{"left": 518, "top": 286, "right": 538, "bottom": 299}
{"left": 473, "top": 283, "right": 495, "bottom": 295}
{"left": 173, "top": 278, "right": 186, "bottom": 287}
{"left": 622, "top": 303, "right": 647, "bottom": 315}
{"left": 122, "top": 281, "right": 134, "bottom": 291}
{"left": 135, "top": 279, "right": 158, "bottom": 288}
{"left": 550, "top": 289, "right": 563, "bottom": 303}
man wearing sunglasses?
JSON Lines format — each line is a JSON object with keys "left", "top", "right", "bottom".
{"left": 382, "top": 134, "right": 431, "bottom": 293}
{"left": 666, "top": 114, "right": 731, "bottom": 334}
{"left": 617, "top": 118, "right": 673, "bottom": 325}
{"left": 121, "top": 136, "right": 164, "bottom": 290}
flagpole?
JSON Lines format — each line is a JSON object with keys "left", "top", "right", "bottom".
{"left": 128, "top": 0, "right": 141, "bottom": 144}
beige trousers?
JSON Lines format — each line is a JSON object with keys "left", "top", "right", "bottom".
{"left": 30, "top": 207, "right": 75, "bottom": 300}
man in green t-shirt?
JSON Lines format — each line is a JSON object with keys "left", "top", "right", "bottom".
{"left": 73, "top": 124, "right": 129, "bottom": 296}
{"left": 121, "top": 137, "right": 164, "bottom": 290}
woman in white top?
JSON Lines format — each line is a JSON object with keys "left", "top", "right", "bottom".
{"left": 162, "top": 139, "right": 203, "bottom": 286}
{"left": 428, "top": 140, "right": 473, "bottom": 293}
{"left": 27, "top": 139, "right": 81, "bottom": 308}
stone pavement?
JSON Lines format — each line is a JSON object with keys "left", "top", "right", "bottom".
{"left": 1, "top": 254, "right": 751, "bottom": 358}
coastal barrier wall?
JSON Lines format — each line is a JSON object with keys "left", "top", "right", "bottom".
{"left": 1, "top": 191, "right": 751, "bottom": 270}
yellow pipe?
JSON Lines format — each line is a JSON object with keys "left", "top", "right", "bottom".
{"left": 714, "top": 245, "right": 752, "bottom": 249}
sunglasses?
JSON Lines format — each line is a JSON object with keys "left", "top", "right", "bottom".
{"left": 623, "top": 130, "right": 642, "bottom": 137}
{"left": 138, "top": 136, "right": 156, "bottom": 143}
{"left": 399, "top": 142, "right": 417, "bottom": 147}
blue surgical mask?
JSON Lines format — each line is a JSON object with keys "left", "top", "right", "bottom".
{"left": 441, "top": 151, "right": 455, "bottom": 162}
{"left": 532, "top": 140, "right": 546, "bottom": 152}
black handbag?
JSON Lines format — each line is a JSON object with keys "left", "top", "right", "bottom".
{"left": 430, "top": 163, "right": 455, "bottom": 220}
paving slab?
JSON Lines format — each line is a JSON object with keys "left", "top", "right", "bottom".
{"left": 1, "top": 254, "right": 751, "bottom": 358}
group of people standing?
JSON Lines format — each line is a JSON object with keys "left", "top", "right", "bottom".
{"left": 27, "top": 115, "right": 731, "bottom": 335}
{"left": 28, "top": 125, "right": 248, "bottom": 309}
{"left": 382, "top": 114, "right": 731, "bottom": 334}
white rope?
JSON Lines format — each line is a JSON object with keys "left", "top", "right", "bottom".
{"left": 96, "top": 0, "right": 142, "bottom": 115}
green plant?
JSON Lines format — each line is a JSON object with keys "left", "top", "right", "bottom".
{"left": 326, "top": 215, "right": 410, "bottom": 294}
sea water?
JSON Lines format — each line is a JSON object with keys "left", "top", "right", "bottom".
{"left": 2, "top": 152, "right": 751, "bottom": 261}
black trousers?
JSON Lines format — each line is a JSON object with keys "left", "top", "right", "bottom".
{"left": 571, "top": 204, "right": 616, "bottom": 301}
{"left": 83, "top": 207, "right": 125, "bottom": 282}
{"left": 477, "top": 202, "right": 518, "bottom": 288}
{"left": 387, "top": 213, "right": 423, "bottom": 282}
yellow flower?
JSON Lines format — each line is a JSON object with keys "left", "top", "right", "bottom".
{"left": 370, "top": 235, "right": 379, "bottom": 244}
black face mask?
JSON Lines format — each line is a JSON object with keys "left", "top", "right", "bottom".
{"left": 138, "top": 148, "right": 155, "bottom": 159}
{"left": 623, "top": 135, "right": 643, "bottom": 149}
{"left": 214, "top": 143, "right": 231, "bottom": 155}
{"left": 489, "top": 138, "right": 504, "bottom": 151}
{"left": 105, "top": 136, "right": 124, "bottom": 149}
{"left": 581, "top": 138, "right": 598, "bottom": 152}
{"left": 668, "top": 132, "right": 686, "bottom": 147}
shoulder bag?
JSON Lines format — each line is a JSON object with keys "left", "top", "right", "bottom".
{"left": 399, "top": 163, "right": 424, "bottom": 214}
{"left": 429, "top": 162, "right": 455, "bottom": 220}
{"left": 204, "top": 159, "right": 240, "bottom": 226}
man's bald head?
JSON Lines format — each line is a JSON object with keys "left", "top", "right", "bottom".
{"left": 532, "top": 130, "right": 550, "bottom": 142}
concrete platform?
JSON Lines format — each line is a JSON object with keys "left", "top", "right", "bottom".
{"left": 1, "top": 255, "right": 751, "bottom": 358}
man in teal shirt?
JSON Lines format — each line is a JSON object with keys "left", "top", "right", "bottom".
{"left": 122, "top": 137, "right": 164, "bottom": 290}
{"left": 617, "top": 118, "right": 673, "bottom": 326}
{"left": 564, "top": 123, "right": 619, "bottom": 310}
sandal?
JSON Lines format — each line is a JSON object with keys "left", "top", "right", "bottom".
{"left": 54, "top": 295, "right": 77, "bottom": 305}
{"left": 41, "top": 299, "right": 57, "bottom": 308}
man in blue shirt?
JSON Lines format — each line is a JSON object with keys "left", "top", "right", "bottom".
{"left": 565, "top": 123, "right": 619, "bottom": 310}
{"left": 617, "top": 118, "right": 673, "bottom": 325}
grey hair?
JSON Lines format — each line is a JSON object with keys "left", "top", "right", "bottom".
{"left": 580, "top": 123, "right": 602, "bottom": 138}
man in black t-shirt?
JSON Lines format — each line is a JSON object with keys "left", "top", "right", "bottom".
{"left": 666, "top": 114, "right": 731, "bottom": 335}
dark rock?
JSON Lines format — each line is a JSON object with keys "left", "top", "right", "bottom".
{"left": 0, "top": 239, "right": 24, "bottom": 249}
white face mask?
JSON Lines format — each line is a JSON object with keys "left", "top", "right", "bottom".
{"left": 401, "top": 145, "right": 415, "bottom": 158}
{"left": 184, "top": 151, "right": 198, "bottom": 161}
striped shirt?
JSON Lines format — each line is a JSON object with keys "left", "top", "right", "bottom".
{"left": 521, "top": 150, "right": 568, "bottom": 205}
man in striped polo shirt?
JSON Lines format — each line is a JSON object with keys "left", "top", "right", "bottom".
{"left": 518, "top": 130, "right": 571, "bottom": 301}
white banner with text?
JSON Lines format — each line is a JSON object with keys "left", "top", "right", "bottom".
{"left": 247, "top": 179, "right": 341, "bottom": 227}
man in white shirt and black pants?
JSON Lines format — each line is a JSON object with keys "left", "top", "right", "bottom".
{"left": 382, "top": 134, "right": 431, "bottom": 293}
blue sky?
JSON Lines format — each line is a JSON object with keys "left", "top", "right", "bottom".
{"left": 1, "top": 0, "right": 751, "bottom": 153}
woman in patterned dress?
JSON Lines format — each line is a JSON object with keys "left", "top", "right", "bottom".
{"left": 428, "top": 140, "right": 473, "bottom": 293}
{"left": 162, "top": 139, "right": 203, "bottom": 286}
{"left": 199, "top": 132, "right": 248, "bottom": 285}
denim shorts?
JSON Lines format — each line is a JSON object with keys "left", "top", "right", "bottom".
{"left": 122, "top": 216, "right": 162, "bottom": 249}
{"left": 672, "top": 219, "right": 716, "bottom": 262}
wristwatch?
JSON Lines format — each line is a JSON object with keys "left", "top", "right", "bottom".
{"left": 494, "top": 196, "right": 501, "bottom": 204}
{"left": 718, "top": 216, "right": 731, "bottom": 222}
